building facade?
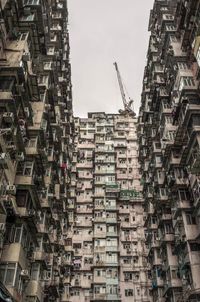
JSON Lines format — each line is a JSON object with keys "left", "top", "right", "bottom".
{"left": 0, "top": 0, "right": 74, "bottom": 301}
{"left": 138, "top": 1, "right": 200, "bottom": 302}
{"left": 67, "top": 112, "right": 152, "bottom": 302}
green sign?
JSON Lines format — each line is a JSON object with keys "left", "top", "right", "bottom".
{"left": 120, "top": 190, "right": 141, "bottom": 198}
{"left": 106, "top": 183, "right": 119, "bottom": 188}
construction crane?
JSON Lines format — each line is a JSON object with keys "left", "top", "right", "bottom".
{"left": 114, "top": 62, "right": 136, "bottom": 116}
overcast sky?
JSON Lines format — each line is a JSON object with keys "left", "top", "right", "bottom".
{"left": 68, "top": 0, "right": 154, "bottom": 117}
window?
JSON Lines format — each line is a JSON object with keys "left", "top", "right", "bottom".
{"left": 155, "top": 156, "right": 162, "bottom": 164}
{"left": 186, "top": 214, "right": 196, "bottom": 225}
{"left": 31, "top": 263, "right": 40, "bottom": 280}
{"left": 73, "top": 290, "right": 80, "bottom": 296}
{"left": 94, "top": 286, "right": 100, "bottom": 294}
{"left": 179, "top": 76, "right": 195, "bottom": 91}
{"left": 123, "top": 258, "right": 131, "bottom": 264}
{"left": 0, "top": 263, "right": 21, "bottom": 287}
{"left": 124, "top": 272, "right": 132, "bottom": 281}
{"left": 9, "top": 225, "right": 22, "bottom": 243}
{"left": 27, "top": 137, "right": 37, "bottom": 148}
{"left": 167, "top": 131, "right": 175, "bottom": 141}
{"left": 166, "top": 25, "right": 176, "bottom": 31}
{"left": 170, "top": 35, "right": 178, "bottom": 42}
{"left": 165, "top": 116, "right": 173, "bottom": 124}
{"left": 190, "top": 242, "right": 200, "bottom": 251}
{"left": 178, "top": 189, "right": 189, "bottom": 201}
{"left": 125, "top": 289, "right": 133, "bottom": 297}
{"left": 165, "top": 223, "right": 173, "bottom": 234}
{"left": 177, "top": 62, "right": 189, "bottom": 70}
{"left": 43, "top": 62, "right": 52, "bottom": 70}
{"left": 17, "top": 161, "right": 34, "bottom": 176}
{"left": 107, "top": 285, "right": 118, "bottom": 294}
{"left": 160, "top": 188, "right": 167, "bottom": 196}
{"left": 25, "top": 0, "right": 39, "bottom": 4}
{"left": 8, "top": 224, "right": 31, "bottom": 249}
{"left": 96, "top": 270, "right": 101, "bottom": 276}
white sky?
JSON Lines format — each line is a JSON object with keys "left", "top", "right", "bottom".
{"left": 68, "top": 0, "right": 154, "bottom": 117}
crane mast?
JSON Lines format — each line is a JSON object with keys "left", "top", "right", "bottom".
{"left": 114, "top": 62, "right": 135, "bottom": 116}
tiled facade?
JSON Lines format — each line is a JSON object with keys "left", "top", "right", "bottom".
{"left": 69, "top": 113, "right": 152, "bottom": 302}
{"left": 138, "top": 1, "right": 200, "bottom": 302}
{"left": 0, "top": 0, "right": 74, "bottom": 301}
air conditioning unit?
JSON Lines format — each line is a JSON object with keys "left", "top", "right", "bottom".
{"left": 0, "top": 153, "right": 7, "bottom": 166}
{"left": 45, "top": 104, "right": 51, "bottom": 110}
{"left": 3, "top": 112, "right": 14, "bottom": 123}
{"left": 23, "top": 7, "right": 31, "bottom": 15}
{"left": 15, "top": 152, "right": 24, "bottom": 161}
{"left": 22, "top": 52, "right": 31, "bottom": 62}
{"left": 24, "top": 107, "right": 30, "bottom": 118}
{"left": 37, "top": 175, "right": 43, "bottom": 182}
{"left": 20, "top": 270, "right": 29, "bottom": 278}
{"left": 6, "top": 185, "right": 16, "bottom": 195}
{"left": 28, "top": 209, "right": 35, "bottom": 216}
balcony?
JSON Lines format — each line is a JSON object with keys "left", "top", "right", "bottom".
{"left": 26, "top": 280, "right": 43, "bottom": 302}
{"left": 77, "top": 162, "right": 93, "bottom": 169}
{"left": 160, "top": 102, "right": 173, "bottom": 115}
{"left": 15, "top": 162, "right": 35, "bottom": 186}
{"left": 94, "top": 260, "right": 106, "bottom": 267}
{"left": 160, "top": 233, "right": 174, "bottom": 243}
{"left": 190, "top": 151, "right": 200, "bottom": 174}
{"left": 106, "top": 231, "right": 118, "bottom": 237}
{"left": 184, "top": 224, "right": 199, "bottom": 241}
{"left": 106, "top": 246, "right": 118, "bottom": 252}
{"left": 93, "top": 294, "right": 107, "bottom": 300}
{"left": 105, "top": 204, "right": 117, "bottom": 211}
{"left": 93, "top": 276, "right": 106, "bottom": 283}
{"left": 1, "top": 195, "right": 19, "bottom": 216}
{"left": 163, "top": 279, "right": 182, "bottom": 296}
{"left": 106, "top": 217, "right": 117, "bottom": 224}
{"left": 37, "top": 222, "right": 48, "bottom": 234}
{"left": 120, "top": 248, "right": 137, "bottom": 257}
{"left": 1, "top": 243, "right": 28, "bottom": 270}
{"left": 149, "top": 239, "right": 160, "bottom": 250}
{"left": 106, "top": 294, "right": 121, "bottom": 300}
{"left": 34, "top": 251, "right": 48, "bottom": 264}
{"left": 169, "top": 152, "right": 181, "bottom": 165}
{"left": 183, "top": 284, "right": 200, "bottom": 302}
{"left": 94, "top": 246, "right": 106, "bottom": 254}
{"left": 105, "top": 183, "right": 120, "bottom": 193}
{"left": 158, "top": 213, "right": 172, "bottom": 224}
{"left": 172, "top": 199, "right": 191, "bottom": 219}
{"left": 94, "top": 231, "right": 106, "bottom": 238}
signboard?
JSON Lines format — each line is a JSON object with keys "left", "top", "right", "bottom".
{"left": 120, "top": 190, "right": 141, "bottom": 198}
{"left": 105, "top": 183, "right": 120, "bottom": 193}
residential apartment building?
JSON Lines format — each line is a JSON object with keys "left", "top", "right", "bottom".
{"left": 67, "top": 112, "right": 152, "bottom": 302}
{"left": 0, "top": 0, "right": 74, "bottom": 301}
{"left": 138, "top": 1, "right": 200, "bottom": 302}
